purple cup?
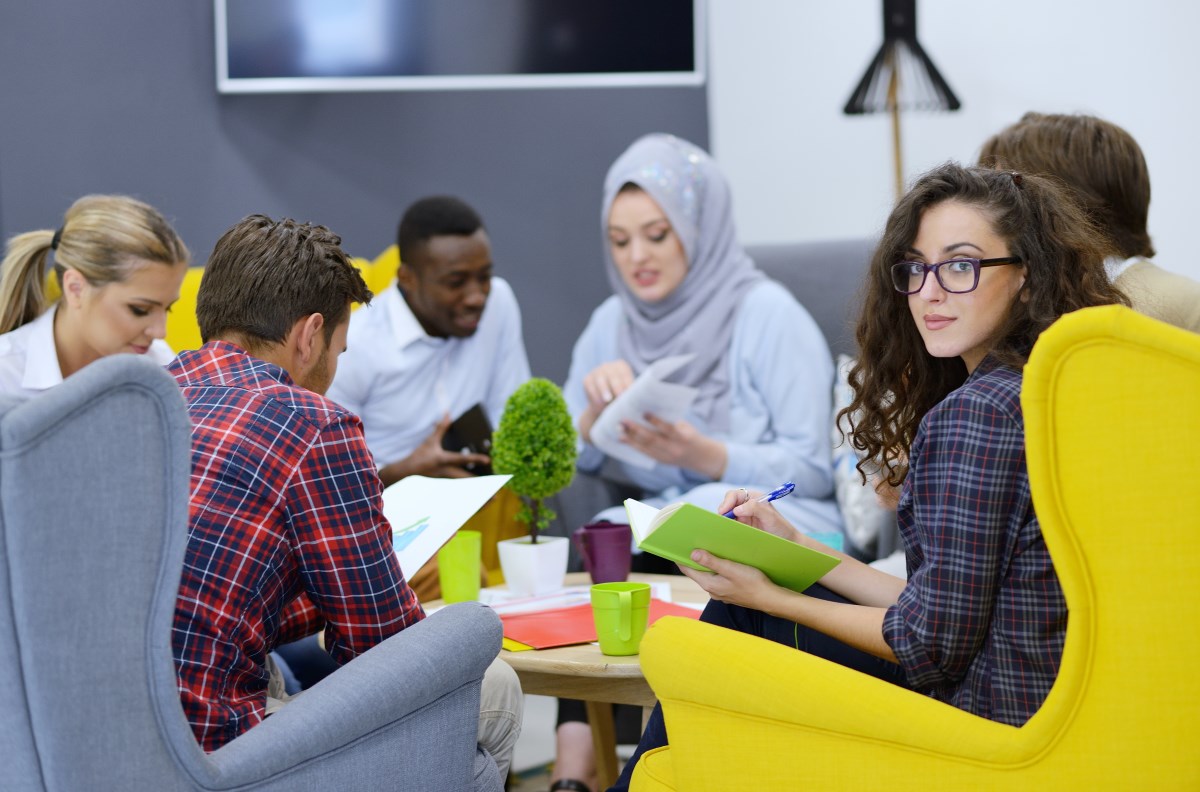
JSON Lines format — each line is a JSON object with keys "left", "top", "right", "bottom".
{"left": 572, "top": 522, "right": 633, "bottom": 584}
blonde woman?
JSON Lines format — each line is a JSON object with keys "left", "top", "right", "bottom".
{"left": 0, "top": 195, "right": 189, "bottom": 396}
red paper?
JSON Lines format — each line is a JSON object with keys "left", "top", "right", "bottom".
{"left": 499, "top": 598, "right": 701, "bottom": 650}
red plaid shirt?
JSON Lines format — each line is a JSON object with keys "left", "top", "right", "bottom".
{"left": 169, "top": 341, "right": 423, "bottom": 751}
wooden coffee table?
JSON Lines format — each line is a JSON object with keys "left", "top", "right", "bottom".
{"left": 495, "top": 572, "right": 706, "bottom": 790}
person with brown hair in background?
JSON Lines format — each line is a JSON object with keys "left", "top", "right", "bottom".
{"left": 979, "top": 111, "right": 1200, "bottom": 333}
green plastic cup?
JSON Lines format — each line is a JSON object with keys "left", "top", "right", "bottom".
{"left": 590, "top": 581, "right": 651, "bottom": 656}
{"left": 437, "top": 530, "right": 482, "bottom": 603}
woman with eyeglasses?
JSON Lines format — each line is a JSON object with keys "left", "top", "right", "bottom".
{"left": 607, "top": 163, "right": 1127, "bottom": 791}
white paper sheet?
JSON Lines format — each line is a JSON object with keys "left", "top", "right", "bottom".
{"left": 479, "top": 581, "right": 675, "bottom": 615}
{"left": 589, "top": 354, "right": 699, "bottom": 469}
{"left": 383, "top": 474, "right": 512, "bottom": 575}
{"left": 624, "top": 498, "right": 660, "bottom": 545}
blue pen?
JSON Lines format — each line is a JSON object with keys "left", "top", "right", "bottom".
{"left": 723, "top": 481, "right": 795, "bottom": 518}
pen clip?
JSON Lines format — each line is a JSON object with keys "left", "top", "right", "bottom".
{"left": 764, "top": 482, "right": 795, "bottom": 502}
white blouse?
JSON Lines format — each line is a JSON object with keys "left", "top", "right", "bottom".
{"left": 0, "top": 303, "right": 175, "bottom": 398}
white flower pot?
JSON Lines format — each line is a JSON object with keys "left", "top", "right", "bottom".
{"left": 497, "top": 535, "right": 570, "bottom": 597}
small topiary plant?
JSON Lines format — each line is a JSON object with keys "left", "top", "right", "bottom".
{"left": 491, "top": 378, "right": 577, "bottom": 543}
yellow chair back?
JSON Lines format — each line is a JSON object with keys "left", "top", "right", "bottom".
{"left": 351, "top": 244, "right": 400, "bottom": 302}
{"left": 164, "top": 266, "right": 205, "bottom": 353}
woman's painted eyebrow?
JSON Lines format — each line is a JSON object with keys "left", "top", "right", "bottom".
{"left": 941, "top": 241, "right": 984, "bottom": 255}
{"left": 608, "top": 217, "right": 669, "bottom": 234}
{"left": 905, "top": 241, "right": 984, "bottom": 259}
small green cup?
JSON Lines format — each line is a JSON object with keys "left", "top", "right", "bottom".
{"left": 590, "top": 582, "right": 651, "bottom": 656}
{"left": 437, "top": 530, "right": 482, "bottom": 603}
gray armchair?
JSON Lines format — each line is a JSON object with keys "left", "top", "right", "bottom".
{"left": 0, "top": 355, "right": 504, "bottom": 791}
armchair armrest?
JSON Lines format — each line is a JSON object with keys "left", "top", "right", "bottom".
{"left": 640, "top": 617, "right": 1052, "bottom": 789}
{"left": 196, "top": 603, "right": 502, "bottom": 787}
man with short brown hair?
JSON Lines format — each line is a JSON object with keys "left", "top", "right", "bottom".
{"left": 169, "top": 215, "right": 520, "bottom": 780}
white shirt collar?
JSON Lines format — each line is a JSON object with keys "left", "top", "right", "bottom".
{"left": 23, "top": 304, "right": 67, "bottom": 390}
{"left": 384, "top": 281, "right": 450, "bottom": 350}
{"left": 1104, "top": 255, "right": 1144, "bottom": 282}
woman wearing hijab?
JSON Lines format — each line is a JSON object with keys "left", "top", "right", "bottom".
{"left": 551, "top": 134, "right": 841, "bottom": 792}
{"left": 564, "top": 132, "right": 841, "bottom": 535}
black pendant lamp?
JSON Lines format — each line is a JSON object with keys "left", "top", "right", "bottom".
{"left": 844, "top": 0, "right": 961, "bottom": 199}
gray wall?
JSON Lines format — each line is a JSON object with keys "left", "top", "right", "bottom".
{"left": 0, "top": 2, "right": 708, "bottom": 382}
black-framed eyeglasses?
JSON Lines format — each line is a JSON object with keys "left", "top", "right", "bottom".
{"left": 890, "top": 257, "right": 1023, "bottom": 294}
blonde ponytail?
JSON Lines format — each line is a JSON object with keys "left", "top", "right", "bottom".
{"left": 0, "top": 230, "right": 56, "bottom": 334}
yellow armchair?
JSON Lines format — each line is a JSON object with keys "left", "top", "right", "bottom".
{"left": 164, "top": 265, "right": 206, "bottom": 353}
{"left": 632, "top": 305, "right": 1200, "bottom": 790}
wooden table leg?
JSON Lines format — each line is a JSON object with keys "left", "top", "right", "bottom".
{"left": 586, "top": 700, "right": 619, "bottom": 791}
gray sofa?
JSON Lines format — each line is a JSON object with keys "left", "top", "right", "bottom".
{"left": 0, "top": 355, "right": 504, "bottom": 791}
{"left": 747, "top": 238, "right": 875, "bottom": 359}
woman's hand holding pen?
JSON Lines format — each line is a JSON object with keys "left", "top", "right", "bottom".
{"left": 717, "top": 488, "right": 805, "bottom": 545}
{"left": 688, "top": 485, "right": 814, "bottom": 613}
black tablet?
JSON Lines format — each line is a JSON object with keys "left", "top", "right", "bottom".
{"left": 442, "top": 403, "right": 493, "bottom": 476}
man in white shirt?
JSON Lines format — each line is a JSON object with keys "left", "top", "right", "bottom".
{"left": 327, "top": 196, "right": 531, "bottom": 485}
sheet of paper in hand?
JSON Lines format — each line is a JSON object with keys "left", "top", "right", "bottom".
{"left": 589, "top": 354, "right": 699, "bottom": 469}
{"left": 384, "top": 474, "right": 511, "bottom": 575}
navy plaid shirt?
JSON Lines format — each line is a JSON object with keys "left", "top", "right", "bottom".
{"left": 883, "top": 356, "right": 1066, "bottom": 726}
{"left": 169, "top": 341, "right": 423, "bottom": 750}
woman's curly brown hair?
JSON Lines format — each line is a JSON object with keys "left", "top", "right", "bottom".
{"left": 841, "top": 163, "right": 1128, "bottom": 487}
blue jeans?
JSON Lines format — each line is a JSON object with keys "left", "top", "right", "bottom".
{"left": 607, "top": 584, "right": 911, "bottom": 792}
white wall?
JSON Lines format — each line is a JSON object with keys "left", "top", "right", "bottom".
{"left": 708, "top": 0, "right": 1200, "bottom": 282}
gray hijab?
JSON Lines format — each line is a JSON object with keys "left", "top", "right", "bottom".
{"left": 602, "top": 133, "right": 764, "bottom": 431}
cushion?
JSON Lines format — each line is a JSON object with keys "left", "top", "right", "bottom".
{"left": 831, "top": 354, "right": 897, "bottom": 558}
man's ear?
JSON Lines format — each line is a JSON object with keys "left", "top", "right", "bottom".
{"left": 291, "top": 312, "right": 326, "bottom": 367}
{"left": 61, "top": 268, "right": 87, "bottom": 308}
{"left": 396, "top": 261, "right": 418, "bottom": 293}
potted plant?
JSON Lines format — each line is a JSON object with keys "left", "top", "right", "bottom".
{"left": 491, "top": 377, "right": 577, "bottom": 595}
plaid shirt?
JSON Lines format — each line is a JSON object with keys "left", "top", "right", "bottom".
{"left": 884, "top": 356, "right": 1066, "bottom": 726}
{"left": 169, "top": 341, "right": 423, "bottom": 751}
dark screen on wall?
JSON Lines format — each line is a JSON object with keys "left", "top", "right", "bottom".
{"left": 225, "top": 0, "right": 696, "bottom": 81}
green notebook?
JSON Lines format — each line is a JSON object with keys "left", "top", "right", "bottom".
{"left": 624, "top": 499, "right": 840, "bottom": 593}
